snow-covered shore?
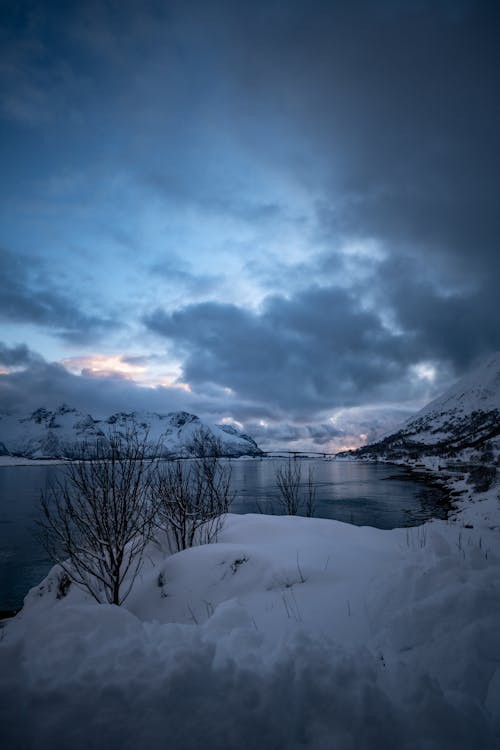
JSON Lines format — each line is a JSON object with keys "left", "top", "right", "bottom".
{"left": 0, "top": 455, "right": 67, "bottom": 467}
{"left": 0, "top": 462, "right": 499, "bottom": 749}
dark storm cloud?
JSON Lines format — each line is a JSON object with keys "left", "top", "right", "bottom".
{"left": 144, "top": 288, "right": 421, "bottom": 416}
{"left": 243, "top": 421, "right": 344, "bottom": 451}
{"left": 0, "top": 342, "right": 41, "bottom": 367}
{"left": 140, "top": 0, "right": 499, "bottom": 383}
{"left": 307, "top": 423, "right": 345, "bottom": 446}
{"left": 258, "top": 2, "right": 498, "bottom": 275}
{"left": 203, "top": 0, "right": 499, "bottom": 373}
{"left": 377, "top": 257, "right": 500, "bottom": 370}
{"left": 0, "top": 248, "right": 119, "bottom": 343}
{"left": 0, "top": 358, "right": 192, "bottom": 417}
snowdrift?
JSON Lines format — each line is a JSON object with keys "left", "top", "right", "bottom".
{"left": 1, "top": 477, "right": 500, "bottom": 749}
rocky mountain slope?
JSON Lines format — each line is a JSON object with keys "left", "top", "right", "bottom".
{"left": 343, "top": 353, "right": 500, "bottom": 465}
{"left": 0, "top": 405, "right": 262, "bottom": 459}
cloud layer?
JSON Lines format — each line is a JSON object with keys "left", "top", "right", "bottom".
{"left": 1, "top": 1, "right": 499, "bottom": 448}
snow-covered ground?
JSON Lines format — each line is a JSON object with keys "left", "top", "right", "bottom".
{"left": 0, "top": 461, "right": 499, "bottom": 749}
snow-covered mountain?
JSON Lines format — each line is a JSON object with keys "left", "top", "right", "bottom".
{"left": 344, "top": 353, "right": 500, "bottom": 464}
{"left": 0, "top": 405, "right": 262, "bottom": 459}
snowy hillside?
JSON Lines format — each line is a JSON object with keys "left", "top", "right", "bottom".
{"left": 0, "top": 405, "right": 262, "bottom": 459}
{"left": 347, "top": 353, "right": 500, "bottom": 464}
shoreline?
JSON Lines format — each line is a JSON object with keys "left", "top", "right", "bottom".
{"left": 367, "top": 455, "right": 497, "bottom": 527}
{"left": 0, "top": 456, "right": 68, "bottom": 467}
{"left": 0, "top": 608, "right": 20, "bottom": 623}
{"left": 383, "top": 463, "right": 456, "bottom": 510}
{"left": 1, "top": 457, "right": 458, "bottom": 615}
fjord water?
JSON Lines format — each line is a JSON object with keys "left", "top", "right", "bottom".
{"left": 0, "top": 459, "right": 448, "bottom": 611}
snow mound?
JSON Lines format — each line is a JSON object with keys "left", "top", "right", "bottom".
{"left": 1, "top": 506, "right": 499, "bottom": 749}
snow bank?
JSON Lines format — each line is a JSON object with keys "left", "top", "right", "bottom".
{"left": 1, "top": 488, "right": 500, "bottom": 748}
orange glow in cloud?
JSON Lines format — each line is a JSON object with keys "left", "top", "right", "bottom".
{"left": 60, "top": 354, "right": 192, "bottom": 393}
{"left": 61, "top": 355, "right": 147, "bottom": 380}
{"left": 157, "top": 380, "right": 192, "bottom": 393}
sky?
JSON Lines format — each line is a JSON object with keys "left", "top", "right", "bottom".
{"left": 1, "top": 0, "right": 499, "bottom": 452}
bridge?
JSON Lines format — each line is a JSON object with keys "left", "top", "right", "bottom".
{"left": 259, "top": 449, "right": 338, "bottom": 459}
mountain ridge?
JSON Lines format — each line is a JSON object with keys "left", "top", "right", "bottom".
{"left": 0, "top": 405, "right": 262, "bottom": 459}
{"left": 340, "top": 353, "right": 500, "bottom": 465}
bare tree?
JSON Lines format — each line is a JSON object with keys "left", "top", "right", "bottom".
{"left": 38, "top": 427, "right": 158, "bottom": 605}
{"left": 275, "top": 457, "right": 302, "bottom": 515}
{"left": 154, "top": 428, "right": 233, "bottom": 552}
{"left": 275, "top": 458, "right": 316, "bottom": 517}
{"left": 304, "top": 465, "right": 317, "bottom": 518}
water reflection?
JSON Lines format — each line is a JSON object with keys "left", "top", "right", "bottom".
{"left": 0, "top": 459, "right": 448, "bottom": 610}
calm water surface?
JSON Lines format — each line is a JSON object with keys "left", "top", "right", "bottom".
{"left": 0, "top": 459, "right": 448, "bottom": 610}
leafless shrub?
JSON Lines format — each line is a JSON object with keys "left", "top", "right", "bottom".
{"left": 304, "top": 466, "right": 317, "bottom": 517}
{"left": 274, "top": 458, "right": 316, "bottom": 517}
{"left": 154, "top": 428, "right": 233, "bottom": 552}
{"left": 189, "top": 426, "right": 223, "bottom": 459}
{"left": 275, "top": 458, "right": 301, "bottom": 514}
{"left": 38, "top": 427, "right": 158, "bottom": 605}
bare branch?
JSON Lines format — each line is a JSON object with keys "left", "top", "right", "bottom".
{"left": 274, "top": 458, "right": 316, "bottom": 517}
{"left": 37, "top": 424, "right": 159, "bottom": 605}
{"left": 154, "top": 428, "right": 233, "bottom": 552}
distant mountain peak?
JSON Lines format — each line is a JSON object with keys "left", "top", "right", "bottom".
{"left": 0, "top": 407, "right": 262, "bottom": 460}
